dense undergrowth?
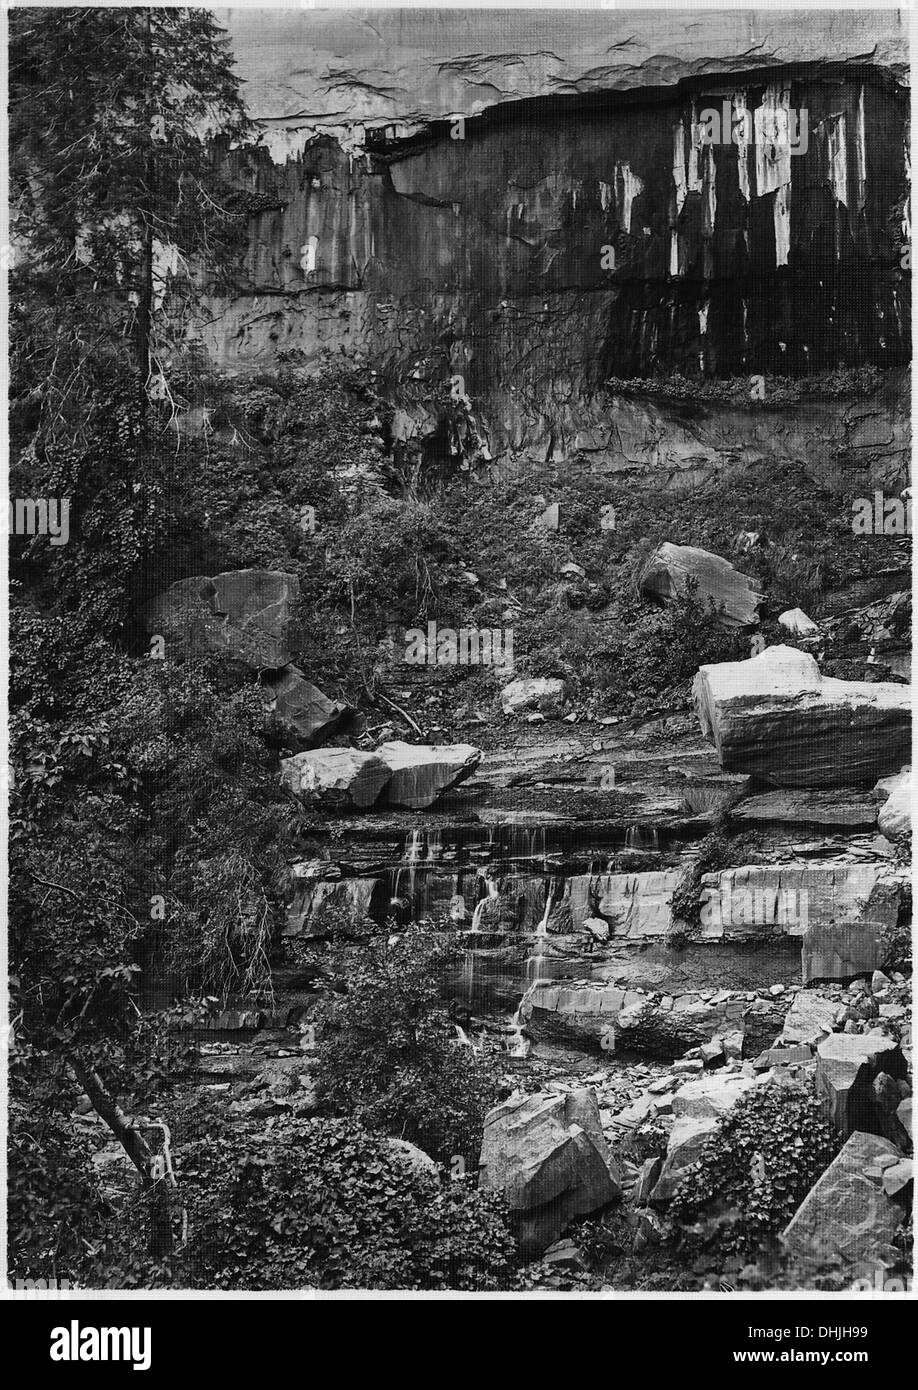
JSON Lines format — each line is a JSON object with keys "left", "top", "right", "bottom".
{"left": 9, "top": 358, "right": 906, "bottom": 1291}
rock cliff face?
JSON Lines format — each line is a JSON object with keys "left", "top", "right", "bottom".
{"left": 202, "top": 10, "right": 909, "bottom": 466}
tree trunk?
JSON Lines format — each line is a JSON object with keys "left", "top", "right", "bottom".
{"left": 68, "top": 1056, "right": 174, "bottom": 1258}
{"left": 134, "top": 6, "right": 154, "bottom": 399}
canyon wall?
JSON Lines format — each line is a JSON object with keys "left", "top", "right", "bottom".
{"left": 202, "top": 9, "right": 910, "bottom": 467}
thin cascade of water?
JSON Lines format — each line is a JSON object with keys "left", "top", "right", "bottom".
{"left": 404, "top": 829, "right": 424, "bottom": 863}
{"left": 505, "top": 1003, "right": 530, "bottom": 1058}
{"left": 460, "top": 947, "right": 475, "bottom": 1000}
{"left": 625, "top": 824, "right": 659, "bottom": 851}
{"left": 469, "top": 872, "right": 499, "bottom": 932}
{"left": 523, "top": 876, "right": 558, "bottom": 991}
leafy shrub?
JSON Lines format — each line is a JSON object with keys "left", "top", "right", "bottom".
{"left": 880, "top": 885, "right": 912, "bottom": 973}
{"left": 524, "top": 581, "right": 748, "bottom": 712}
{"left": 316, "top": 932, "right": 499, "bottom": 1166}
{"left": 165, "top": 1113, "right": 517, "bottom": 1290}
{"left": 668, "top": 1079, "right": 841, "bottom": 1257}
{"left": 7, "top": 1080, "right": 109, "bottom": 1286}
{"left": 668, "top": 828, "right": 732, "bottom": 941}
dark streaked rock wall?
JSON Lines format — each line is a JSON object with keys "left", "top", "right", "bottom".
{"left": 201, "top": 12, "right": 909, "bottom": 464}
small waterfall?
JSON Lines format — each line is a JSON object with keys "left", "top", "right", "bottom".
{"left": 460, "top": 947, "right": 476, "bottom": 1001}
{"left": 454, "top": 1023, "right": 478, "bottom": 1051}
{"left": 469, "top": 872, "right": 499, "bottom": 932}
{"left": 524, "top": 877, "right": 558, "bottom": 990}
{"left": 404, "top": 829, "right": 424, "bottom": 863}
{"left": 536, "top": 878, "right": 556, "bottom": 938}
{"left": 625, "top": 824, "right": 660, "bottom": 851}
{"left": 398, "top": 828, "right": 445, "bottom": 920}
{"left": 505, "top": 1002, "right": 531, "bottom": 1058}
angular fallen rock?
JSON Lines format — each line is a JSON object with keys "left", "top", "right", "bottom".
{"left": 281, "top": 748, "right": 389, "bottom": 809}
{"left": 376, "top": 740, "right": 481, "bottom": 809}
{"left": 780, "top": 992, "right": 838, "bottom": 1046}
{"left": 149, "top": 569, "right": 300, "bottom": 668}
{"left": 633, "top": 1155, "right": 663, "bottom": 1206}
{"left": 881, "top": 1158, "right": 912, "bottom": 1197}
{"left": 815, "top": 1033, "right": 906, "bottom": 1135}
{"left": 875, "top": 767, "right": 912, "bottom": 841}
{"left": 671, "top": 1072, "right": 762, "bottom": 1120}
{"left": 651, "top": 1115, "right": 720, "bottom": 1206}
{"left": 542, "top": 1238, "right": 586, "bottom": 1270}
{"left": 754, "top": 1043, "right": 815, "bottom": 1070}
{"left": 386, "top": 1137, "right": 439, "bottom": 1179}
{"left": 500, "top": 677, "right": 567, "bottom": 716}
{"left": 522, "top": 983, "right": 642, "bottom": 1050}
{"left": 479, "top": 1087, "right": 622, "bottom": 1257}
{"left": 639, "top": 542, "right": 763, "bottom": 627}
{"left": 693, "top": 645, "right": 911, "bottom": 788}
{"left": 781, "top": 1131, "right": 906, "bottom": 1275}
{"left": 266, "top": 666, "right": 350, "bottom": 748}
{"left": 778, "top": 607, "right": 819, "bottom": 636}
{"left": 896, "top": 1096, "right": 912, "bottom": 1144}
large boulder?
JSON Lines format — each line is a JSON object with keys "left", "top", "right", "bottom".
{"left": 608, "top": 991, "right": 764, "bottom": 1060}
{"left": 500, "top": 677, "right": 567, "bottom": 716}
{"left": 671, "top": 1073, "right": 763, "bottom": 1120}
{"left": 376, "top": 741, "right": 481, "bottom": 809}
{"left": 266, "top": 667, "right": 350, "bottom": 748}
{"left": 522, "top": 983, "right": 644, "bottom": 1049}
{"left": 479, "top": 1088, "right": 622, "bottom": 1257}
{"left": 148, "top": 569, "right": 300, "bottom": 668}
{"left": 281, "top": 748, "right": 389, "bottom": 809}
{"left": 523, "top": 985, "right": 771, "bottom": 1057}
{"left": 693, "top": 645, "right": 911, "bottom": 788}
{"left": 815, "top": 1033, "right": 906, "bottom": 1135}
{"left": 781, "top": 1131, "right": 906, "bottom": 1275}
{"left": 650, "top": 1115, "right": 720, "bottom": 1206}
{"left": 639, "top": 543, "right": 763, "bottom": 627}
